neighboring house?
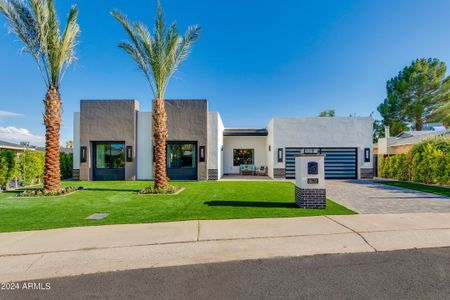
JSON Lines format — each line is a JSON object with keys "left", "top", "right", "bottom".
{"left": 423, "top": 123, "right": 447, "bottom": 132}
{"left": 0, "top": 140, "right": 36, "bottom": 154}
{"left": 374, "top": 127, "right": 449, "bottom": 156}
{"left": 72, "top": 99, "right": 374, "bottom": 181}
{"left": 35, "top": 146, "right": 73, "bottom": 154}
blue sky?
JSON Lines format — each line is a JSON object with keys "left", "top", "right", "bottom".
{"left": 1, "top": 0, "right": 450, "bottom": 145}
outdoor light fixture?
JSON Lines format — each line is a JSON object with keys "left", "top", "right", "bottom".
{"left": 126, "top": 146, "right": 133, "bottom": 162}
{"left": 80, "top": 146, "right": 87, "bottom": 163}
{"left": 364, "top": 148, "right": 371, "bottom": 162}
{"left": 199, "top": 146, "right": 206, "bottom": 162}
{"left": 269, "top": 145, "right": 271, "bottom": 151}
{"left": 221, "top": 145, "right": 224, "bottom": 151}
{"left": 277, "top": 148, "right": 283, "bottom": 163}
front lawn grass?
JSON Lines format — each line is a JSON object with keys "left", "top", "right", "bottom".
{"left": 380, "top": 181, "right": 450, "bottom": 197}
{"left": 0, "top": 181, "right": 355, "bottom": 233}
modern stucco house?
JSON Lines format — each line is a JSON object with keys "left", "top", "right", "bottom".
{"left": 73, "top": 99, "right": 374, "bottom": 181}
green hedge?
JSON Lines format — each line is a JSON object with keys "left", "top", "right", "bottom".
{"left": 60, "top": 152, "right": 73, "bottom": 180}
{"left": 378, "top": 136, "right": 450, "bottom": 185}
{"left": 0, "top": 150, "right": 73, "bottom": 190}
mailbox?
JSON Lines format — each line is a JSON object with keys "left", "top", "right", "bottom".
{"left": 294, "top": 154, "right": 326, "bottom": 209}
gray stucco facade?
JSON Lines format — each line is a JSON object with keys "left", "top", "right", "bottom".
{"left": 78, "top": 100, "right": 138, "bottom": 181}
{"left": 165, "top": 100, "right": 208, "bottom": 181}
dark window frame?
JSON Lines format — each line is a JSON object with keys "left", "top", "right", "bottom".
{"left": 94, "top": 142, "right": 126, "bottom": 169}
{"left": 233, "top": 149, "right": 255, "bottom": 166}
{"left": 166, "top": 141, "right": 197, "bottom": 169}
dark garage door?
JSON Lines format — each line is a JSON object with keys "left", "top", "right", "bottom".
{"left": 285, "top": 148, "right": 357, "bottom": 179}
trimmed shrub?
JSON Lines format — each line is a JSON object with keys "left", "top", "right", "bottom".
{"left": 0, "top": 154, "right": 9, "bottom": 189}
{"left": 379, "top": 136, "right": 450, "bottom": 185}
{"left": 16, "top": 150, "right": 45, "bottom": 186}
{"left": 59, "top": 152, "right": 73, "bottom": 179}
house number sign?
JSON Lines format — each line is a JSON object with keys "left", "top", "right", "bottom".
{"left": 307, "top": 178, "right": 319, "bottom": 184}
{"left": 307, "top": 162, "right": 318, "bottom": 175}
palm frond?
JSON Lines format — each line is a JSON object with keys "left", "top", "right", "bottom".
{"left": 112, "top": 2, "right": 200, "bottom": 99}
{"left": 0, "top": 0, "right": 80, "bottom": 88}
{"left": 57, "top": 4, "right": 79, "bottom": 83}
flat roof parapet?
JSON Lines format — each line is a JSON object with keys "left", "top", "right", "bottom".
{"left": 223, "top": 128, "right": 268, "bottom": 136}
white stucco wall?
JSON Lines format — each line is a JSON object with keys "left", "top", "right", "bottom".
{"left": 73, "top": 112, "right": 80, "bottom": 170}
{"left": 223, "top": 136, "right": 267, "bottom": 174}
{"left": 218, "top": 114, "right": 224, "bottom": 177}
{"left": 266, "top": 120, "right": 274, "bottom": 178}
{"left": 207, "top": 112, "right": 224, "bottom": 179}
{"left": 137, "top": 112, "right": 153, "bottom": 180}
{"left": 272, "top": 117, "right": 373, "bottom": 178}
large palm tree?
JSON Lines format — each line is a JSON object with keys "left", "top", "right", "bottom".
{"left": 112, "top": 2, "right": 200, "bottom": 189}
{"left": 0, "top": 0, "right": 80, "bottom": 191}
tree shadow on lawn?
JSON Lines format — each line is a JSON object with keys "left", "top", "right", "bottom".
{"left": 84, "top": 188, "right": 141, "bottom": 192}
{"left": 204, "top": 200, "right": 295, "bottom": 208}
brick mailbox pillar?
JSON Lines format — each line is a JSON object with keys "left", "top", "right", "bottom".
{"left": 295, "top": 154, "right": 326, "bottom": 209}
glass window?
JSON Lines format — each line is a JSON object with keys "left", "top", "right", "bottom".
{"left": 233, "top": 149, "right": 254, "bottom": 166}
{"left": 167, "top": 143, "right": 196, "bottom": 169}
{"left": 96, "top": 143, "right": 125, "bottom": 169}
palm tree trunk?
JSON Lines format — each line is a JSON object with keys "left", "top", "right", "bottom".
{"left": 415, "top": 115, "right": 423, "bottom": 131}
{"left": 43, "top": 86, "right": 62, "bottom": 191}
{"left": 153, "top": 98, "right": 169, "bottom": 189}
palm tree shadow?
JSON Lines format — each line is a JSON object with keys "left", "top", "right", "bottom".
{"left": 85, "top": 188, "right": 141, "bottom": 192}
{"left": 204, "top": 200, "right": 295, "bottom": 208}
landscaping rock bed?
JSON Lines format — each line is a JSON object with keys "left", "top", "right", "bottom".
{"left": 16, "top": 186, "right": 83, "bottom": 198}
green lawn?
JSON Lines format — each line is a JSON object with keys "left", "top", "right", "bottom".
{"left": 380, "top": 181, "right": 450, "bottom": 197}
{"left": 0, "top": 181, "right": 355, "bottom": 233}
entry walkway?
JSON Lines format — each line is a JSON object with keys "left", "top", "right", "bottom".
{"left": 326, "top": 180, "right": 450, "bottom": 214}
{"left": 1, "top": 213, "right": 450, "bottom": 282}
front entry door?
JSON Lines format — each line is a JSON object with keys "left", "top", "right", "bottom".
{"left": 166, "top": 142, "right": 197, "bottom": 180}
{"left": 93, "top": 142, "right": 126, "bottom": 180}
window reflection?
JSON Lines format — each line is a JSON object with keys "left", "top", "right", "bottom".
{"left": 96, "top": 143, "right": 125, "bottom": 169}
{"left": 167, "top": 143, "right": 196, "bottom": 169}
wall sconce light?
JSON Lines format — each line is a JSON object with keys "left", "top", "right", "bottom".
{"left": 80, "top": 146, "right": 87, "bottom": 163}
{"left": 277, "top": 148, "right": 283, "bottom": 163}
{"left": 364, "top": 148, "right": 371, "bottom": 162}
{"left": 269, "top": 145, "right": 271, "bottom": 151}
{"left": 199, "top": 146, "right": 206, "bottom": 162}
{"left": 221, "top": 145, "right": 224, "bottom": 151}
{"left": 126, "top": 146, "right": 133, "bottom": 162}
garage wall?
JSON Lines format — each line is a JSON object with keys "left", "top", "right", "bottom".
{"left": 223, "top": 136, "right": 267, "bottom": 174}
{"left": 272, "top": 117, "right": 373, "bottom": 179}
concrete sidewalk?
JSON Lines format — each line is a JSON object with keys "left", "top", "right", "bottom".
{"left": 1, "top": 213, "right": 450, "bottom": 282}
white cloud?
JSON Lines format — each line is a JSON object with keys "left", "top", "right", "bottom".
{"left": 0, "top": 111, "right": 23, "bottom": 118}
{"left": 0, "top": 126, "right": 45, "bottom": 146}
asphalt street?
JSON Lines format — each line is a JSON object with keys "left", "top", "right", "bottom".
{"left": 2, "top": 247, "right": 450, "bottom": 300}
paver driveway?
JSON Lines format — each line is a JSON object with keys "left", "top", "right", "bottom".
{"left": 326, "top": 180, "right": 450, "bottom": 214}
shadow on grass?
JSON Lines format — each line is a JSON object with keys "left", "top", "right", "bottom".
{"left": 204, "top": 200, "right": 295, "bottom": 208}
{"left": 85, "top": 188, "right": 141, "bottom": 192}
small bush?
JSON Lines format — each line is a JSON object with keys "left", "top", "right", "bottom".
{"left": 17, "top": 186, "right": 79, "bottom": 198}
